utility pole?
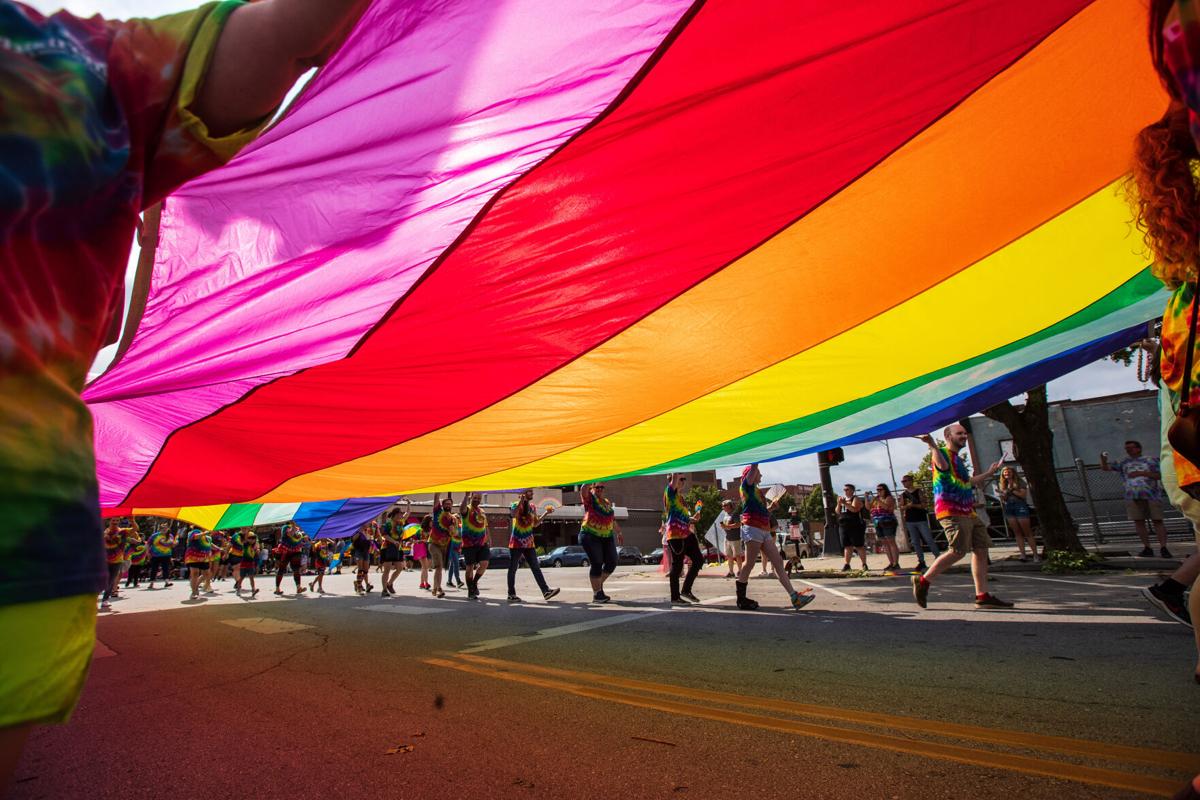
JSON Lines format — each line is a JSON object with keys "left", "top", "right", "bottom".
{"left": 818, "top": 449, "right": 843, "bottom": 555}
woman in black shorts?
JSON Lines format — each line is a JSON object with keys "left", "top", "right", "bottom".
{"left": 837, "top": 484, "right": 869, "bottom": 571}
{"left": 380, "top": 501, "right": 410, "bottom": 597}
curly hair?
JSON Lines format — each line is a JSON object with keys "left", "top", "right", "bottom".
{"left": 1128, "top": 0, "right": 1200, "bottom": 288}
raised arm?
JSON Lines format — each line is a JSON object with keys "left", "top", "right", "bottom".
{"left": 916, "top": 433, "right": 949, "bottom": 471}
{"left": 194, "top": 0, "right": 371, "bottom": 137}
{"left": 459, "top": 494, "right": 469, "bottom": 515}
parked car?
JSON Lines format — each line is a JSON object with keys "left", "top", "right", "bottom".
{"left": 643, "top": 547, "right": 664, "bottom": 565}
{"left": 616, "top": 546, "right": 643, "bottom": 565}
{"left": 486, "top": 547, "right": 513, "bottom": 569}
{"left": 539, "top": 545, "right": 590, "bottom": 568}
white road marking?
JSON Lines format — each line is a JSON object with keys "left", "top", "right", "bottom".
{"left": 221, "top": 617, "right": 314, "bottom": 634}
{"left": 997, "top": 574, "right": 1141, "bottom": 589}
{"left": 797, "top": 579, "right": 856, "bottom": 601}
{"left": 356, "top": 604, "right": 456, "bottom": 615}
{"left": 461, "top": 611, "right": 673, "bottom": 653}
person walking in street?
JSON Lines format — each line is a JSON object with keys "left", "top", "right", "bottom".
{"left": 1101, "top": 441, "right": 1173, "bottom": 558}
{"left": 350, "top": 523, "right": 374, "bottom": 594}
{"left": 911, "top": 425, "right": 1012, "bottom": 610}
{"left": 238, "top": 533, "right": 261, "bottom": 598}
{"left": 184, "top": 529, "right": 213, "bottom": 601}
{"left": 125, "top": 537, "right": 149, "bottom": 589}
{"left": 899, "top": 475, "right": 938, "bottom": 571}
{"left": 579, "top": 483, "right": 619, "bottom": 603}
{"left": 837, "top": 485, "right": 869, "bottom": 572}
{"left": 507, "top": 490, "right": 559, "bottom": 603}
{"left": 663, "top": 474, "right": 705, "bottom": 604}
{"left": 446, "top": 518, "right": 465, "bottom": 590}
{"left": 307, "top": 537, "right": 334, "bottom": 595}
{"left": 99, "top": 522, "right": 128, "bottom": 611}
{"left": 459, "top": 493, "right": 491, "bottom": 599}
{"left": 380, "top": 502, "right": 410, "bottom": 597}
{"left": 719, "top": 499, "right": 743, "bottom": 578}
{"left": 871, "top": 484, "right": 901, "bottom": 571}
{"left": 734, "top": 465, "right": 814, "bottom": 611}
{"left": 429, "top": 493, "right": 458, "bottom": 598}
{"left": 274, "top": 523, "right": 308, "bottom": 596}
{"left": 146, "top": 526, "right": 176, "bottom": 590}
{"left": 998, "top": 467, "right": 1039, "bottom": 562}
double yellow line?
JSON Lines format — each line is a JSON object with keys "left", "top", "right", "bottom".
{"left": 425, "top": 653, "right": 1199, "bottom": 797}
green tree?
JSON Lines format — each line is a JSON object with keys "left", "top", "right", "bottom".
{"left": 684, "top": 484, "right": 725, "bottom": 543}
{"left": 798, "top": 488, "right": 825, "bottom": 521}
{"left": 981, "top": 386, "right": 1084, "bottom": 552}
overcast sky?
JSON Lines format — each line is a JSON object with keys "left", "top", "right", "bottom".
{"left": 42, "top": 0, "right": 1154, "bottom": 492}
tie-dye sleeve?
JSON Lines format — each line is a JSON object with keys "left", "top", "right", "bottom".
{"left": 105, "top": 0, "right": 277, "bottom": 209}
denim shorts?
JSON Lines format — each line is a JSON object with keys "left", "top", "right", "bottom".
{"left": 740, "top": 525, "right": 772, "bottom": 544}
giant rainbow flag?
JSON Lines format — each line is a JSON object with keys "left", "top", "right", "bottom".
{"left": 85, "top": 0, "right": 1169, "bottom": 509}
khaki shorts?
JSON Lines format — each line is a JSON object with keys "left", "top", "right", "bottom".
{"left": 724, "top": 539, "right": 744, "bottom": 559}
{"left": 0, "top": 594, "right": 96, "bottom": 728}
{"left": 428, "top": 543, "right": 448, "bottom": 569}
{"left": 939, "top": 514, "right": 991, "bottom": 556}
{"left": 1125, "top": 499, "right": 1164, "bottom": 522}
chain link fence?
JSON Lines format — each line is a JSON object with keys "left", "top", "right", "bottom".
{"left": 1051, "top": 462, "right": 1193, "bottom": 546}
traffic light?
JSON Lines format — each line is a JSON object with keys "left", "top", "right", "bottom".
{"left": 818, "top": 447, "right": 844, "bottom": 466}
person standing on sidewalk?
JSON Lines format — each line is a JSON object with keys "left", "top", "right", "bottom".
{"left": 837, "top": 485, "right": 869, "bottom": 572}
{"left": 719, "top": 499, "right": 743, "bottom": 578}
{"left": 1101, "top": 441, "right": 1173, "bottom": 558}
{"left": 998, "top": 467, "right": 1039, "bottom": 562}
{"left": 899, "top": 475, "right": 938, "bottom": 571}
{"left": 870, "top": 484, "right": 901, "bottom": 571}
{"left": 911, "top": 425, "right": 1013, "bottom": 610}
{"left": 579, "top": 483, "right": 619, "bottom": 603}
{"left": 734, "top": 465, "right": 814, "bottom": 611}
{"left": 506, "top": 490, "right": 559, "bottom": 604}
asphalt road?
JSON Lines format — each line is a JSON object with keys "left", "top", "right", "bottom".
{"left": 11, "top": 558, "right": 1199, "bottom": 800}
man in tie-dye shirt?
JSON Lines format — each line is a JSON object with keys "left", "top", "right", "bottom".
{"left": 0, "top": 0, "right": 369, "bottom": 776}
{"left": 912, "top": 424, "right": 1010, "bottom": 611}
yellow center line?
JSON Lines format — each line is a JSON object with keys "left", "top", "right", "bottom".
{"left": 425, "top": 657, "right": 1181, "bottom": 797}
{"left": 453, "top": 653, "right": 1199, "bottom": 773}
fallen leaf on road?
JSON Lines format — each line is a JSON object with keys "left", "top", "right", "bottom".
{"left": 384, "top": 744, "right": 415, "bottom": 755}
{"left": 631, "top": 735, "right": 676, "bottom": 747}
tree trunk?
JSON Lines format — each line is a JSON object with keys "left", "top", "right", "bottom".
{"left": 982, "top": 385, "right": 1086, "bottom": 553}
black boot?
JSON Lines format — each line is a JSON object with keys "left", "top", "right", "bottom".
{"left": 736, "top": 580, "right": 759, "bottom": 611}
{"left": 669, "top": 573, "right": 683, "bottom": 603}
{"left": 467, "top": 577, "right": 477, "bottom": 598}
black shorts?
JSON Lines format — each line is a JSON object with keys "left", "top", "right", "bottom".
{"left": 381, "top": 546, "right": 402, "bottom": 562}
{"left": 839, "top": 517, "right": 866, "bottom": 548}
{"left": 463, "top": 545, "right": 491, "bottom": 565}
{"left": 187, "top": 563, "right": 207, "bottom": 573}
{"left": 352, "top": 548, "right": 371, "bottom": 562}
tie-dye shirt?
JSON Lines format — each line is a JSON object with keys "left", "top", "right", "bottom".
{"left": 129, "top": 541, "right": 148, "bottom": 566}
{"left": 227, "top": 532, "right": 244, "bottom": 558}
{"left": 1, "top": 0, "right": 271, "bottom": 607}
{"left": 581, "top": 492, "right": 615, "bottom": 538}
{"left": 148, "top": 531, "right": 174, "bottom": 557}
{"left": 662, "top": 484, "right": 692, "bottom": 540}
{"left": 739, "top": 477, "right": 771, "bottom": 531}
{"left": 184, "top": 531, "right": 212, "bottom": 565}
{"left": 280, "top": 526, "right": 306, "bottom": 554}
{"left": 310, "top": 539, "right": 332, "bottom": 564}
{"left": 932, "top": 447, "right": 975, "bottom": 519}
{"left": 1160, "top": 4, "right": 1200, "bottom": 488}
{"left": 381, "top": 521, "right": 403, "bottom": 546}
{"left": 509, "top": 499, "right": 537, "bottom": 549}
{"left": 460, "top": 506, "right": 489, "bottom": 546}
{"left": 430, "top": 508, "right": 455, "bottom": 546}
{"left": 102, "top": 528, "right": 126, "bottom": 565}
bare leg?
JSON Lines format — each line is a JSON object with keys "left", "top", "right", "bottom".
{"left": 842, "top": 546, "right": 853, "bottom": 567}
{"left": 856, "top": 546, "right": 869, "bottom": 569}
{"left": 1134, "top": 520, "right": 1150, "bottom": 549}
{"left": 759, "top": 539, "right": 799, "bottom": 596}
{"left": 970, "top": 550, "right": 988, "bottom": 596}
{"left": 1153, "top": 520, "right": 1170, "bottom": 550}
{"left": 921, "top": 548, "right": 963, "bottom": 582}
{"left": 737, "top": 541, "right": 762, "bottom": 582}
